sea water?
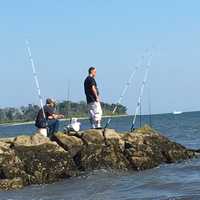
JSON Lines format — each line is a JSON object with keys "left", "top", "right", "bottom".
{"left": 0, "top": 112, "right": 200, "bottom": 200}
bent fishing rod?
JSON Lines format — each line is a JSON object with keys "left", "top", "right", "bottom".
{"left": 25, "top": 40, "right": 46, "bottom": 124}
{"left": 130, "top": 52, "right": 153, "bottom": 132}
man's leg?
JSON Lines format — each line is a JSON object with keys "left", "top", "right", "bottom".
{"left": 89, "top": 118, "right": 96, "bottom": 129}
{"left": 47, "top": 119, "right": 59, "bottom": 137}
{"left": 88, "top": 103, "right": 97, "bottom": 129}
{"left": 95, "top": 102, "right": 103, "bottom": 128}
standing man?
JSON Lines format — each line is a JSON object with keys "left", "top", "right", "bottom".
{"left": 84, "top": 67, "right": 103, "bottom": 129}
{"left": 35, "top": 98, "right": 64, "bottom": 138}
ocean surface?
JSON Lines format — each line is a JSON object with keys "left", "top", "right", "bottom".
{"left": 1, "top": 112, "right": 200, "bottom": 200}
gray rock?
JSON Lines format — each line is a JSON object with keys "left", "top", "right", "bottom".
{"left": 0, "top": 178, "right": 23, "bottom": 191}
{"left": 54, "top": 132, "right": 83, "bottom": 157}
{"left": 122, "top": 125, "right": 195, "bottom": 170}
{"left": 12, "top": 133, "right": 78, "bottom": 185}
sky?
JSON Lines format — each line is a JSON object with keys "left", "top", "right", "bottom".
{"left": 0, "top": 0, "right": 200, "bottom": 114}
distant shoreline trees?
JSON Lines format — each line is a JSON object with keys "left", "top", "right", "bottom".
{"left": 0, "top": 101, "right": 127, "bottom": 124}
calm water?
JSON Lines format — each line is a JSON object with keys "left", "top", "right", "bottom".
{"left": 1, "top": 112, "right": 200, "bottom": 200}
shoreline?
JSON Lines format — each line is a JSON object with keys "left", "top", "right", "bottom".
{"left": 0, "top": 114, "right": 128, "bottom": 127}
{"left": 1, "top": 110, "right": 198, "bottom": 127}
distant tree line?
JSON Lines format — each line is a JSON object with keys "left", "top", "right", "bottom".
{"left": 0, "top": 101, "right": 127, "bottom": 124}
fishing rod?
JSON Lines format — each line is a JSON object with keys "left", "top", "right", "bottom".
{"left": 64, "top": 81, "right": 81, "bottom": 133}
{"left": 103, "top": 67, "right": 138, "bottom": 129}
{"left": 103, "top": 54, "right": 146, "bottom": 130}
{"left": 140, "top": 100, "right": 142, "bottom": 128}
{"left": 148, "top": 87, "right": 152, "bottom": 127}
{"left": 130, "top": 52, "right": 153, "bottom": 132}
{"left": 25, "top": 40, "right": 46, "bottom": 124}
{"left": 63, "top": 80, "right": 71, "bottom": 129}
{"left": 66, "top": 80, "right": 71, "bottom": 120}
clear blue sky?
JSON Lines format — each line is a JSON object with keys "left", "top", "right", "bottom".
{"left": 0, "top": 0, "right": 199, "bottom": 114}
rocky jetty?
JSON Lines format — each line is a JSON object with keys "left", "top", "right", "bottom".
{"left": 0, "top": 126, "right": 198, "bottom": 190}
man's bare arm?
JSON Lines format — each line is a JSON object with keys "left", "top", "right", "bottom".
{"left": 92, "top": 85, "right": 99, "bottom": 102}
{"left": 48, "top": 114, "right": 64, "bottom": 120}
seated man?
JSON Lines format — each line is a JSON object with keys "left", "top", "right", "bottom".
{"left": 35, "top": 98, "right": 64, "bottom": 138}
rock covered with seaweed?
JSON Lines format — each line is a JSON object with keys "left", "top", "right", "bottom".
{"left": 0, "top": 126, "right": 198, "bottom": 190}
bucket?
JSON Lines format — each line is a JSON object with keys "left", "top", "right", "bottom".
{"left": 38, "top": 128, "right": 48, "bottom": 137}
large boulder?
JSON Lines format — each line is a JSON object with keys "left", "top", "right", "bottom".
{"left": 104, "top": 129, "right": 125, "bottom": 151}
{"left": 0, "top": 141, "right": 26, "bottom": 190}
{"left": 123, "top": 125, "right": 195, "bottom": 170}
{"left": 11, "top": 133, "right": 78, "bottom": 185}
{"left": 79, "top": 129, "right": 130, "bottom": 171}
{"left": 54, "top": 132, "right": 83, "bottom": 157}
{"left": 82, "top": 129, "right": 104, "bottom": 145}
{"left": 0, "top": 137, "right": 15, "bottom": 144}
{"left": 0, "top": 178, "right": 23, "bottom": 191}
{"left": 0, "top": 141, "right": 25, "bottom": 180}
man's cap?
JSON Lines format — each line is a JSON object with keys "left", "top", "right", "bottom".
{"left": 46, "top": 98, "right": 56, "bottom": 105}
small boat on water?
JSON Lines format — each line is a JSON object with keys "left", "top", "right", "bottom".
{"left": 173, "top": 111, "right": 183, "bottom": 115}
